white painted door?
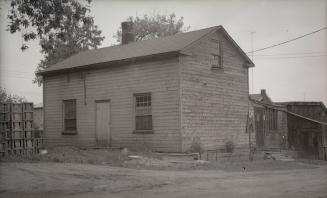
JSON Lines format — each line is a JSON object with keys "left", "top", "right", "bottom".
{"left": 96, "top": 101, "right": 110, "bottom": 146}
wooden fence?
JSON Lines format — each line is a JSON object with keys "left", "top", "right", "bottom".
{"left": 0, "top": 103, "right": 43, "bottom": 157}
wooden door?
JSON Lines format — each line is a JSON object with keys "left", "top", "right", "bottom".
{"left": 255, "top": 108, "right": 265, "bottom": 147}
{"left": 95, "top": 101, "right": 110, "bottom": 147}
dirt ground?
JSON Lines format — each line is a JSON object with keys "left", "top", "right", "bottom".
{"left": 1, "top": 161, "right": 327, "bottom": 198}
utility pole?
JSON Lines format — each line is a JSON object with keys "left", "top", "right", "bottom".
{"left": 249, "top": 31, "right": 255, "bottom": 161}
{"left": 250, "top": 32, "right": 255, "bottom": 94}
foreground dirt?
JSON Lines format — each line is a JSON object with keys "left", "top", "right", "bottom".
{"left": 1, "top": 162, "right": 327, "bottom": 198}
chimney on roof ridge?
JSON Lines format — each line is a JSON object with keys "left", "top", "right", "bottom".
{"left": 121, "top": 21, "right": 135, "bottom": 45}
{"left": 261, "top": 89, "right": 266, "bottom": 96}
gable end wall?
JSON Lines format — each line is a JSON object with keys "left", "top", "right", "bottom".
{"left": 180, "top": 30, "right": 250, "bottom": 151}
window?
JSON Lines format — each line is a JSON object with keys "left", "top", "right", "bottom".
{"left": 134, "top": 93, "right": 152, "bottom": 131}
{"left": 63, "top": 100, "right": 77, "bottom": 132}
{"left": 211, "top": 40, "right": 223, "bottom": 68}
{"left": 211, "top": 54, "right": 222, "bottom": 68}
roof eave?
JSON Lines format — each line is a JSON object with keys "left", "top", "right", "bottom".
{"left": 37, "top": 51, "right": 181, "bottom": 76}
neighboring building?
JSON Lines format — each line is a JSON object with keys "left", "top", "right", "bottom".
{"left": 39, "top": 23, "right": 254, "bottom": 152}
{"left": 251, "top": 90, "right": 327, "bottom": 159}
{"left": 277, "top": 102, "right": 327, "bottom": 159}
{"left": 250, "top": 90, "right": 288, "bottom": 149}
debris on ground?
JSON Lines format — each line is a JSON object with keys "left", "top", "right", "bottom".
{"left": 40, "top": 149, "right": 48, "bottom": 155}
{"left": 128, "top": 155, "right": 142, "bottom": 159}
{"left": 0, "top": 146, "right": 319, "bottom": 171}
{"left": 264, "top": 152, "right": 276, "bottom": 160}
{"left": 195, "top": 160, "right": 210, "bottom": 165}
{"left": 264, "top": 152, "right": 295, "bottom": 162}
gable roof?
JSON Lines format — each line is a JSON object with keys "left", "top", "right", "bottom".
{"left": 39, "top": 26, "right": 254, "bottom": 75}
{"left": 249, "top": 89, "right": 272, "bottom": 104}
{"left": 249, "top": 94, "right": 264, "bottom": 102}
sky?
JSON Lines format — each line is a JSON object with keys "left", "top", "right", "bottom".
{"left": 0, "top": 0, "right": 326, "bottom": 105}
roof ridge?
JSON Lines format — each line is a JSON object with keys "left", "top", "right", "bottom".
{"left": 90, "top": 26, "right": 218, "bottom": 51}
{"left": 48, "top": 26, "right": 218, "bottom": 68}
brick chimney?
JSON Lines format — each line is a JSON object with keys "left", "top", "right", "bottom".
{"left": 261, "top": 89, "right": 266, "bottom": 96}
{"left": 121, "top": 21, "right": 135, "bottom": 45}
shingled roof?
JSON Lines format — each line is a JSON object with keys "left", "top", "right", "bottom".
{"left": 39, "top": 26, "right": 254, "bottom": 75}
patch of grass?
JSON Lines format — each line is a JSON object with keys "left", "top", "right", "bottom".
{"left": 1, "top": 147, "right": 129, "bottom": 166}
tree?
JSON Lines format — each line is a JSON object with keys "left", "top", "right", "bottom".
{"left": 114, "top": 12, "right": 190, "bottom": 43}
{"left": 7, "top": 0, "right": 105, "bottom": 85}
{"left": 0, "top": 87, "right": 27, "bottom": 103}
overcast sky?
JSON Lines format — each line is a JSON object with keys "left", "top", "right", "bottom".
{"left": 0, "top": 0, "right": 326, "bottom": 105}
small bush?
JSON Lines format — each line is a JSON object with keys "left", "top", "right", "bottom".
{"left": 190, "top": 136, "right": 204, "bottom": 154}
{"left": 225, "top": 140, "right": 235, "bottom": 153}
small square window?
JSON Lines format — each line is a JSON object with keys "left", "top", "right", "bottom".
{"left": 211, "top": 54, "right": 222, "bottom": 68}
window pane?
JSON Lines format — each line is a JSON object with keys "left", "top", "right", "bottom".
{"left": 64, "top": 100, "right": 76, "bottom": 131}
{"left": 136, "top": 115, "right": 152, "bottom": 130}
{"left": 135, "top": 93, "right": 152, "bottom": 130}
{"left": 65, "top": 119, "right": 76, "bottom": 131}
{"left": 211, "top": 54, "right": 222, "bottom": 67}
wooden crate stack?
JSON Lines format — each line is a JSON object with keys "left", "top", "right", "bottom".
{"left": 23, "top": 103, "right": 34, "bottom": 154}
{"left": 0, "top": 102, "right": 37, "bottom": 156}
{"left": 0, "top": 103, "right": 10, "bottom": 157}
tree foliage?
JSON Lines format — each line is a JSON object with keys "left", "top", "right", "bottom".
{"left": 114, "top": 12, "right": 190, "bottom": 43}
{"left": 7, "top": 0, "right": 104, "bottom": 85}
{"left": 0, "top": 87, "right": 27, "bottom": 103}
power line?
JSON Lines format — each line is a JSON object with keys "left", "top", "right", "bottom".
{"left": 254, "top": 54, "right": 327, "bottom": 59}
{"left": 246, "top": 27, "right": 327, "bottom": 54}
{"left": 254, "top": 51, "right": 327, "bottom": 56}
{"left": 0, "top": 69, "right": 33, "bottom": 74}
{"left": 1, "top": 75, "right": 32, "bottom": 80}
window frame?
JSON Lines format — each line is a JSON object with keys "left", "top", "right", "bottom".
{"left": 133, "top": 93, "right": 153, "bottom": 133}
{"left": 211, "top": 40, "right": 223, "bottom": 69}
{"left": 62, "top": 99, "right": 77, "bottom": 134}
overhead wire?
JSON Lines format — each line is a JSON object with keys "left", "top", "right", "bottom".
{"left": 246, "top": 27, "right": 327, "bottom": 54}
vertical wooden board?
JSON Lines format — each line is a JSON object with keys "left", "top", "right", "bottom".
{"left": 12, "top": 113, "right": 23, "bottom": 121}
{"left": 23, "top": 103, "right": 34, "bottom": 112}
{"left": 0, "top": 113, "right": 10, "bottom": 121}
{"left": 11, "top": 104, "right": 23, "bottom": 112}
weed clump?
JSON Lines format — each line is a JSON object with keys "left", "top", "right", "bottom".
{"left": 225, "top": 140, "right": 235, "bottom": 153}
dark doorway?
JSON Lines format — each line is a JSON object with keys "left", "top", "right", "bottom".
{"left": 255, "top": 108, "right": 264, "bottom": 147}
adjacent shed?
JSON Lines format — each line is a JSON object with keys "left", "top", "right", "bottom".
{"left": 278, "top": 102, "right": 327, "bottom": 159}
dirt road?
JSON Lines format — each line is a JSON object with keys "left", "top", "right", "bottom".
{"left": 1, "top": 162, "right": 327, "bottom": 198}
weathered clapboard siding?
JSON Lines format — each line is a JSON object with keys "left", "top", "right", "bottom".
{"left": 44, "top": 57, "right": 181, "bottom": 152}
{"left": 179, "top": 30, "right": 249, "bottom": 151}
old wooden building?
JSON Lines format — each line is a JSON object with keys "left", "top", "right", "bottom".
{"left": 277, "top": 102, "right": 327, "bottom": 159}
{"left": 250, "top": 89, "right": 327, "bottom": 159}
{"left": 39, "top": 23, "right": 254, "bottom": 152}
{"left": 250, "top": 90, "right": 288, "bottom": 149}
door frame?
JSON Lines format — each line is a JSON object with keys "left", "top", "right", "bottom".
{"left": 95, "top": 99, "right": 111, "bottom": 146}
